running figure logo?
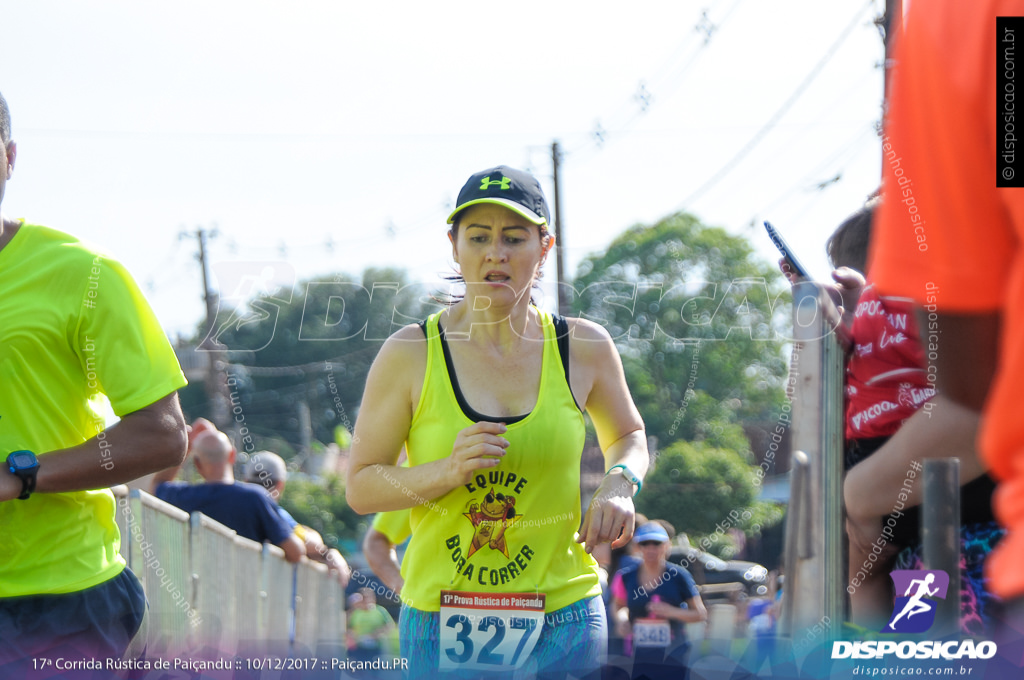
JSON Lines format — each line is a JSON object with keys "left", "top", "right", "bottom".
{"left": 884, "top": 570, "right": 949, "bottom": 633}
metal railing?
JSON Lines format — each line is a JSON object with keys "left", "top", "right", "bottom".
{"left": 112, "top": 486, "right": 344, "bottom": 658}
{"left": 779, "top": 281, "right": 847, "bottom": 640}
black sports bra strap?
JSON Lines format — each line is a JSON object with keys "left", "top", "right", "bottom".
{"left": 552, "top": 314, "right": 582, "bottom": 413}
{"left": 422, "top": 313, "right": 581, "bottom": 415}
{"left": 553, "top": 314, "right": 570, "bottom": 388}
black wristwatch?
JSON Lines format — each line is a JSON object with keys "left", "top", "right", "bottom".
{"left": 7, "top": 450, "right": 39, "bottom": 500}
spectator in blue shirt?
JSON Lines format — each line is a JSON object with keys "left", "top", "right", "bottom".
{"left": 611, "top": 522, "right": 707, "bottom": 678}
{"left": 151, "top": 421, "right": 303, "bottom": 562}
{"left": 244, "top": 450, "right": 350, "bottom": 586}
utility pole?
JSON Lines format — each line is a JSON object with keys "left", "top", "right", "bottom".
{"left": 194, "top": 226, "right": 230, "bottom": 429}
{"left": 297, "top": 399, "right": 312, "bottom": 473}
{"left": 197, "top": 228, "right": 217, "bottom": 339}
{"left": 879, "top": 0, "right": 902, "bottom": 182}
{"left": 551, "top": 141, "right": 569, "bottom": 317}
{"left": 882, "top": 0, "right": 902, "bottom": 106}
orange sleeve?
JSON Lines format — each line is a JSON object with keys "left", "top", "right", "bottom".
{"left": 870, "top": 3, "right": 1018, "bottom": 312}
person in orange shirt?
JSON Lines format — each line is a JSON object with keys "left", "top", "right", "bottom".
{"left": 869, "top": 1, "right": 1024, "bottom": 611}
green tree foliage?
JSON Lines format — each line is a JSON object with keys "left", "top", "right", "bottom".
{"left": 190, "top": 266, "right": 435, "bottom": 452}
{"left": 639, "top": 442, "right": 755, "bottom": 535}
{"left": 637, "top": 441, "right": 766, "bottom": 540}
{"left": 279, "top": 474, "right": 367, "bottom": 551}
{"left": 570, "top": 212, "right": 790, "bottom": 450}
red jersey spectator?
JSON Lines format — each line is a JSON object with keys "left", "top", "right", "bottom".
{"left": 845, "top": 286, "right": 934, "bottom": 443}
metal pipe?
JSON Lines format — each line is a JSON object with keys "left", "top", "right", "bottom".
{"left": 780, "top": 449, "right": 808, "bottom": 637}
{"left": 922, "top": 458, "right": 961, "bottom": 637}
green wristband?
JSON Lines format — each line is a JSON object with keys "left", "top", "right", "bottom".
{"left": 605, "top": 463, "right": 641, "bottom": 496}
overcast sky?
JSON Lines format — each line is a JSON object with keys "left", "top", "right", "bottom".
{"left": 2, "top": 0, "right": 885, "bottom": 340}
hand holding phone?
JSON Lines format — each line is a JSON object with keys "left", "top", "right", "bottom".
{"left": 764, "top": 221, "right": 810, "bottom": 281}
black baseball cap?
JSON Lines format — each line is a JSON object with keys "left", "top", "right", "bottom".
{"left": 447, "top": 165, "right": 551, "bottom": 226}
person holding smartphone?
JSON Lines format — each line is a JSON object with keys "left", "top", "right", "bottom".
{"left": 780, "top": 201, "right": 1001, "bottom": 632}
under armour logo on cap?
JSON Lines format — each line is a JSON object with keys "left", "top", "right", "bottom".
{"left": 479, "top": 175, "right": 512, "bottom": 191}
{"left": 448, "top": 165, "right": 551, "bottom": 226}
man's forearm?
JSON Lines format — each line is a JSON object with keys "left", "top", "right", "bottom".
{"left": 150, "top": 459, "right": 185, "bottom": 492}
{"left": 364, "top": 530, "right": 403, "bottom": 593}
{"left": 1, "top": 393, "right": 186, "bottom": 502}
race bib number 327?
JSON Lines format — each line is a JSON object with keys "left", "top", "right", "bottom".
{"left": 439, "top": 591, "right": 546, "bottom": 672}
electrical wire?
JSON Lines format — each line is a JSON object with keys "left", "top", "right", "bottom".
{"left": 678, "top": 0, "right": 877, "bottom": 211}
{"left": 563, "top": 0, "right": 745, "bottom": 159}
{"left": 753, "top": 121, "right": 877, "bottom": 219}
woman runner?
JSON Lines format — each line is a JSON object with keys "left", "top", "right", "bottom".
{"left": 347, "top": 165, "right": 649, "bottom": 679}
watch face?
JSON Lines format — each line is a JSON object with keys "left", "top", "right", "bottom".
{"left": 10, "top": 452, "right": 37, "bottom": 469}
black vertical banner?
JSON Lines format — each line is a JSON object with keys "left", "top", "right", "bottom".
{"left": 997, "top": 16, "right": 1024, "bottom": 187}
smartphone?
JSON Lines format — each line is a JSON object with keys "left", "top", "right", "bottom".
{"left": 764, "top": 221, "right": 811, "bottom": 280}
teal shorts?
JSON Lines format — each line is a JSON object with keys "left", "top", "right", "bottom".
{"left": 399, "top": 595, "right": 606, "bottom": 680}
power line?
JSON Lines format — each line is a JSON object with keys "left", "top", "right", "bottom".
{"left": 222, "top": 344, "right": 382, "bottom": 377}
{"left": 563, "top": 0, "right": 745, "bottom": 158}
{"left": 752, "top": 121, "right": 877, "bottom": 219}
{"left": 737, "top": 65, "right": 880, "bottom": 197}
{"left": 678, "top": 0, "right": 876, "bottom": 211}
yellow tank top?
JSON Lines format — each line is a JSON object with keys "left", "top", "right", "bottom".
{"left": 400, "top": 309, "right": 600, "bottom": 613}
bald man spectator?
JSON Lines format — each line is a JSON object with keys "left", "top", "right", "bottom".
{"left": 151, "top": 423, "right": 303, "bottom": 563}
{"left": 244, "top": 451, "right": 351, "bottom": 586}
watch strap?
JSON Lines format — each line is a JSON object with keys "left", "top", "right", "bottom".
{"left": 16, "top": 470, "right": 36, "bottom": 500}
{"left": 7, "top": 451, "right": 39, "bottom": 500}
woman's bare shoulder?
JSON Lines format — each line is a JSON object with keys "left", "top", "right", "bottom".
{"left": 374, "top": 322, "right": 429, "bottom": 365}
{"left": 360, "top": 322, "right": 430, "bottom": 418}
{"left": 565, "top": 317, "right": 614, "bottom": 347}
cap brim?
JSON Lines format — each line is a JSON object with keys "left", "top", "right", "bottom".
{"left": 447, "top": 198, "right": 547, "bottom": 226}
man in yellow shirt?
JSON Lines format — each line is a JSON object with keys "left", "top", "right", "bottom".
{"left": 0, "top": 90, "right": 189, "bottom": 673}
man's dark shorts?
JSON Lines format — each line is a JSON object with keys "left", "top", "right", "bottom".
{"left": 0, "top": 567, "right": 146, "bottom": 676}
